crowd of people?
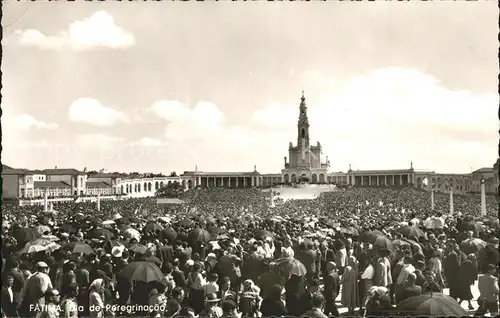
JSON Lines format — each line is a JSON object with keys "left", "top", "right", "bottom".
{"left": 1, "top": 186, "right": 499, "bottom": 318}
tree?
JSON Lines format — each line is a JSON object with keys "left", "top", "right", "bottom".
{"left": 156, "top": 181, "right": 184, "bottom": 198}
{"left": 170, "top": 171, "right": 177, "bottom": 177}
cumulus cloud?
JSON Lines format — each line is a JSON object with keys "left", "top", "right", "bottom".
{"left": 12, "top": 11, "right": 135, "bottom": 50}
{"left": 68, "top": 98, "right": 127, "bottom": 126}
{"left": 2, "top": 113, "right": 58, "bottom": 131}
{"left": 251, "top": 67, "right": 497, "bottom": 172}
{"left": 136, "top": 137, "right": 163, "bottom": 147}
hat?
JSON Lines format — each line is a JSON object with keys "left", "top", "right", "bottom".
{"left": 36, "top": 261, "right": 48, "bottom": 268}
{"left": 205, "top": 293, "right": 221, "bottom": 302}
{"left": 111, "top": 246, "right": 124, "bottom": 258}
{"left": 205, "top": 253, "right": 216, "bottom": 260}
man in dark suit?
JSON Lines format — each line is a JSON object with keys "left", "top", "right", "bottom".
{"left": 396, "top": 273, "right": 422, "bottom": 304}
{"left": 299, "top": 278, "right": 320, "bottom": 315}
{"left": 171, "top": 258, "right": 187, "bottom": 289}
{"left": 5, "top": 258, "right": 24, "bottom": 313}
{"left": 301, "top": 243, "right": 318, "bottom": 285}
{"left": 413, "top": 260, "right": 427, "bottom": 288}
{"left": 2, "top": 274, "right": 18, "bottom": 317}
{"left": 322, "top": 261, "right": 340, "bottom": 317}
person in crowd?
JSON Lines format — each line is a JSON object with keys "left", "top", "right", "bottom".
{"left": 60, "top": 283, "right": 79, "bottom": 318}
{"left": 364, "top": 286, "right": 393, "bottom": 317}
{"left": 301, "top": 293, "right": 328, "bottom": 318}
{"left": 299, "top": 278, "right": 320, "bottom": 315}
{"left": 396, "top": 273, "right": 421, "bottom": 304}
{"left": 260, "top": 284, "right": 287, "bottom": 317}
{"left": 19, "top": 262, "right": 53, "bottom": 318}
{"left": 341, "top": 255, "right": 359, "bottom": 315}
{"left": 322, "top": 261, "right": 340, "bottom": 317}
{"left": 457, "top": 253, "right": 478, "bottom": 310}
{"left": 422, "top": 270, "right": 441, "bottom": 293}
{"left": 475, "top": 263, "right": 499, "bottom": 317}
{"left": 443, "top": 242, "right": 461, "bottom": 300}
{"left": 239, "top": 279, "right": 261, "bottom": 318}
{"left": 199, "top": 293, "right": 223, "bottom": 318}
{"left": 38, "top": 288, "right": 61, "bottom": 318}
{"left": 2, "top": 274, "right": 18, "bottom": 318}
{"left": 88, "top": 279, "right": 105, "bottom": 318}
{"left": 187, "top": 262, "right": 206, "bottom": 314}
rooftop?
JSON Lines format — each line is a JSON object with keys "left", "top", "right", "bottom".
{"left": 34, "top": 181, "right": 71, "bottom": 188}
{"left": 472, "top": 167, "right": 495, "bottom": 173}
{"left": 86, "top": 181, "right": 112, "bottom": 188}
{"left": 43, "top": 168, "right": 84, "bottom": 175}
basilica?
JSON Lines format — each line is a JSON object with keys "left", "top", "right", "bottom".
{"left": 3, "top": 93, "right": 498, "bottom": 203}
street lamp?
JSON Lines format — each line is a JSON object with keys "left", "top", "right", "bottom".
{"left": 449, "top": 186, "right": 454, "bottom": 215}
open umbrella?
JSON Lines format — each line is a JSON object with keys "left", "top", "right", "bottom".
{"left": 35, "top": 225, "right": 52, "bottom": 235}
{"left": 188, "top": 228, "right": 212, "bottom": 244}
{"left": 275, "top": 257, "right": 307, "bottom": 277}
{"left": 102, "top": 220, "right": 116, "bottom": 226}
{"left": 88, "top": 228, "right": 114, "bottom": 240}
{"left": 143, "top": 222, "right": 164, "bottom": 233}
{"left": 19, "top": 242, "right": 61, "bottom": 254}
{"left": 118, "top": 261, "right": 165, "bottom": 283}
{"left": 360, "top": 230, "right": 383, "bottom": 243}
{"left": 160, "top": 228, "right": 177, "bottom": 242}
{"left": 13, "top": 228, "right": 42, "bottom": 243}
{"left": 398, "top": 226, "right": 424, "bottom": 238}
{"left": 254, "top": 229, "right": 274, "bottom": 240}
{"left": 177, "top": 218, "right": 194, "bottom": 227}
{"left": 372, "top": 235, "right": 395, "bottom": 251}
{"left": 392, "top": 239, "right": 411, "bottom": 247}
{"left": 396, "top": 292, "right": 467, "bottom": 316}
{"left": 128, "top": 244, "right": 147, "bottom": 254}
{"left": 64, "top": 242, "right": 94, "bottom": 255}
{"left": 460, "top": 238, "right": 487, "bottom": 254}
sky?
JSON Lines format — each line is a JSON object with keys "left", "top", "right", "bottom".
{"left": 2, "top": 1, "right": 499, "bottom": 174}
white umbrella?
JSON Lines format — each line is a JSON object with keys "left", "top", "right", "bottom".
{"left": 123, "top": 228, "right": 141, "bottom": 241}
{"left": 102, "top": 220, "right": 116, "bottom": 225}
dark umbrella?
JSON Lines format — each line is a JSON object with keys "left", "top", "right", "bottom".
{"left": 372, "top": 235, "right": 395, "bottom": 251}
{"left": 460, "top": 238, "right": 487, "bottom": 254}
{"left": 208, "top": 227, "right": 224, "bottom": 236}
{"left": 143, "top": 222, "right": 164, "bottom": 233}
{"left": 188, "top": 228, "right": 212, "bottom": 244}
{"left": 360, "top": 230, "right": 383, "bottom": 243}
{"left": 88, "top": 228, "right": 114, "bottom": 240}
{"left": 398, "top": 226, "right": 425, "bottom": 238}
{"left": 254, "top": 229, "right": 274, "bottom": 240}
{"left": 275, "top": 257, "right": 307, "bottom": 278}
{"left": 118, "top": 261, "right": 165, "bottom": 283}
{"left": 64, "top": 242, "right": 94, "bottom": 255}
{"left": 128, "top": 244, "right": 147, "bottom": 254}
{"left": 13, "top": 228, "right": 42, "bottom": 243}
{"left": 392, "top": 239, "right": 411, "bottom": 247}
{"left": 58, "top": 224, "right": 74, "bottom": 233}
{"left": 160, "top": 228, "right": 177, "bottom": 242}
{"left": 396, "top": 293, "right": 467, "bottom": 316}
{"left": 178, "top": 218, "right": 194, "bottom": 227}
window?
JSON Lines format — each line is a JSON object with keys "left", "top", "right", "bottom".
{"left": 301, "top": 128, "right": 305, "bottom": 138}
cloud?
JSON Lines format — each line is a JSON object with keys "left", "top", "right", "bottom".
{"left": 68, "top": 98, "right": 127, "bottom": 126}
{"left": 76, "top": 133, "right": 125, "bottom": 147}
{"left": 252, "top": 102, "right": 297, "bottom": 128}
{"left": 2, "top": 113, "right": 58, "bottom": 131}
{"left": 250, "top": 67, "right": 497, "bottom": 172}
{"left": 136, "top": 137, "right": 163, "bottom": 147}
{"left": 12, "top": 11, "right": 135, "bottom": 50}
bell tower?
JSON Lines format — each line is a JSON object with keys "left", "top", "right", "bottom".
{"left": 297, "top": 91, "right": 310, "bottom": 149}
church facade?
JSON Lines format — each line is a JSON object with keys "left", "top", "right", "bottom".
{"left": 5, "top": 93, "right": 497, "bottom": 202}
